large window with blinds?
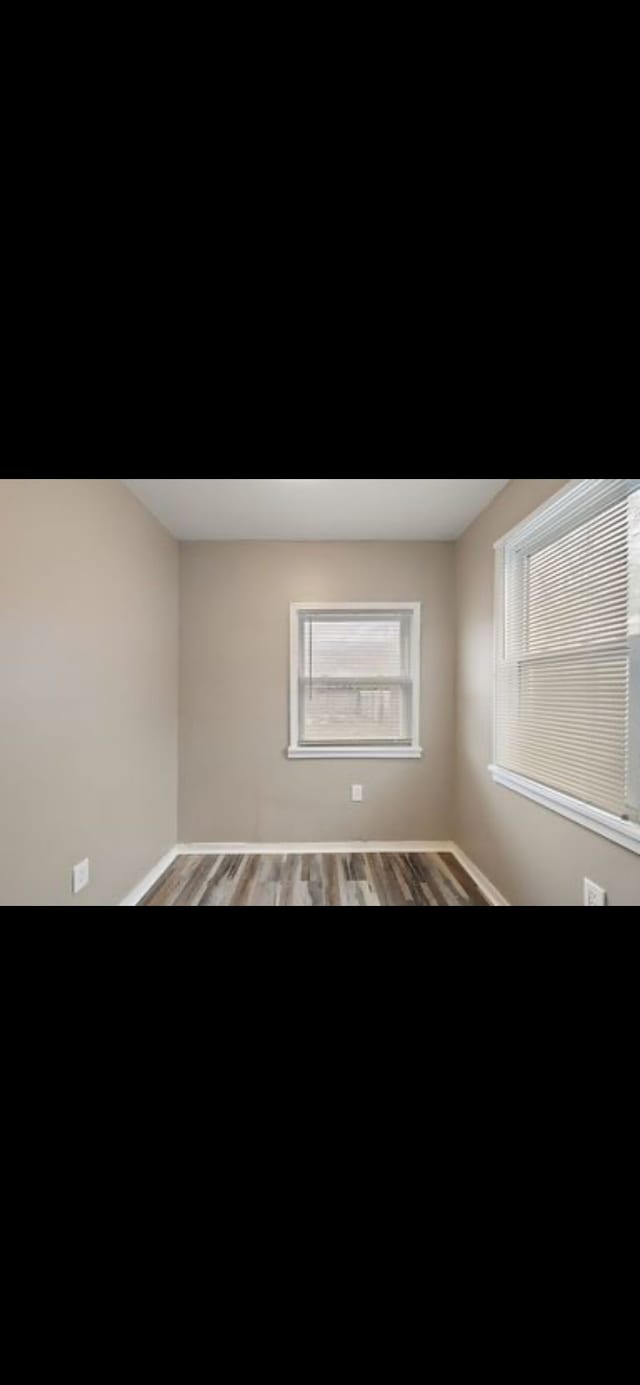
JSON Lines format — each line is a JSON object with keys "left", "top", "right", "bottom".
{"left": 289, "top": 604, "right": 422, "bottom": 759}
{"left": 492, "top": 479, "right": 640, "bottom": 853}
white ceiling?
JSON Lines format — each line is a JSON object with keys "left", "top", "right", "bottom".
{"left": 122, "top": 479, "right": 510, "bottom": 541}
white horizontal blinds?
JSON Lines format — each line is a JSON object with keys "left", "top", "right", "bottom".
{"left": 629, "top": 492, "right": 640, "bottom": 820}
{"left": 299, "top": 613, "right": 412, "bottom": 744}
{"left": 496, "top": 480, "right": 640, "bottom": 821}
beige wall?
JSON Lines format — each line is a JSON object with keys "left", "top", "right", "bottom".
{"left": 0, "top": 479, "right": 178, "bottom": 906}
{"left": 455, "top": 479, "right": 640, "bottom": 906}
{"left": 179, "top": 542, "right": 455, "bottom": 843}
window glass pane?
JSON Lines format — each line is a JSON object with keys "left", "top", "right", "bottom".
{"left": 301, "top": 684, "right": 410, "bottom": 744}
{"left": 302, "top": 619, "right": 407, "bottom": 680}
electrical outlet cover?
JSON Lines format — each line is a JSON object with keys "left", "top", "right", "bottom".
{"left": 584, "top": 878, "right": 607, "bottom": 907}
{"left": 73, "top": 859, "right": 90, "bottom": 894}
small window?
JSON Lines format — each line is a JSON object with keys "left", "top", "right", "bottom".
{"left": 492, "top": 478, "right": 640, "bottom": 853}
{"left": 289, "top": 604, "right": 422, "bottom": 759}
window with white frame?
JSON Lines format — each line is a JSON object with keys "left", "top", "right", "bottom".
{"left": 492, "top": 479, "right": 640, "bottom": 853}
{"left": 289, "top": 604, "right": 422, "bottom": 759}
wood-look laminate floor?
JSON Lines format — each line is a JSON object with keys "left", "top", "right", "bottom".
{"left": 140, "top": 852, "right": 490, "bottom": 907}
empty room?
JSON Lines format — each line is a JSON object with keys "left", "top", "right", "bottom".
{"left": 1, "top": 478, "right": 638, "bottom": 908}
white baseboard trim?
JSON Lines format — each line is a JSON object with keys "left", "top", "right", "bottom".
{"left": 177, "top": 840, "right": 455, "bottom": 857}
{"left": 448, "top": 845, "right": 510, "bottom": 907}
{"left": 120, "top": 847, "right": 179, "bottom": 907}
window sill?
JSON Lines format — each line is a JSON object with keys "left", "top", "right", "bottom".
{"left": 288, "top": 746, "right": 423, "bottom": 761}
{"left": 489, "top": 765, "right": 640, "bottom": 856}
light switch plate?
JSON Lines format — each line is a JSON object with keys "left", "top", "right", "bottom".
{"left": 73, "top": 859, "right": 90, "bottom": 894}
{"left": 352, "top": 785, "right": 364, "bottom": 803}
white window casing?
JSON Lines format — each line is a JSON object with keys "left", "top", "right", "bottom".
{"left": 289, "top": 603, "right": 422, "bottom": 760}
{"left": 491, "top": 478, "right": 640, "bottom": 855}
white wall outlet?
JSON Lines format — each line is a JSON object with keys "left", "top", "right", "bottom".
{"left": 73, "top": 859, "right": 90, "bottom": 895}
{"left": 352, "top": 785, "right": 364, "bottom": 803}
{"left": 584, "top": 878, "right": 607, "bottom": 907}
